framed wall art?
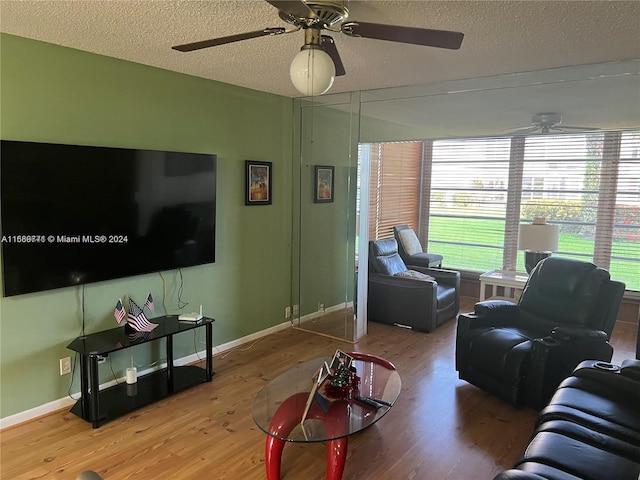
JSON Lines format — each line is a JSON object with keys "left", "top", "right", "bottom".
{"left": 245, "top": 160, "right": 272, "bottom": 205}
{"left": 314, "top": 165, "right": 334, "bottom": 203}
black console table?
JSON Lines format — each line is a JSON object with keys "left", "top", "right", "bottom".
{"left": 67, "top": 315, "right": 214, "bottom": 428}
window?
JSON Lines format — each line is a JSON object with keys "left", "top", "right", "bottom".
{"left": 614, "top": 132, "right": 640, "bottom": 288}
{"left": 429, "top": 137, "right": 512, "bottom": 271}
{"left": 519, "top": 133, "right": 604, "bottom": 269}
{"left": 522, "top": 177, "right": 545, "bottom": 200}
{"left": 363, "top": 130, "right": 640, "bottom": 292}
{"left": 368, "top": 142, "right": 422, "bottom": 240}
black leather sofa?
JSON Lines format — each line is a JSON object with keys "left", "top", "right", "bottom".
{"left": 494, "top": 359, "right": 640, "bottom": 480}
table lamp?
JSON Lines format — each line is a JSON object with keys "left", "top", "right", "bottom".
{"left": 518, "top": 217, "right": 559, "bottom": 273}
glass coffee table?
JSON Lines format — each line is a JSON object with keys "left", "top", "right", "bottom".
{"left": 252, "top": 352, "right": 401, "bottom": 480}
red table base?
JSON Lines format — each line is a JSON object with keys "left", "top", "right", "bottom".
{"left": 265, "top": 392, "right": 349, "bottom": 480}
{"left": 262, "top": 353, "right": 396, "bottom": 479}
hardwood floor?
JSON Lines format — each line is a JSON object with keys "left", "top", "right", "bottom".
{"left": 1, "top": 296, "right": 637, "bottom": 480}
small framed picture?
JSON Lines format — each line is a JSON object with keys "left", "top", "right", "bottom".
{"left": 314, "top": 165, "right": 334, "bottom": 203}
{"left": 329, "top": 349, "right": 353, "bottom": 372}
{"left": 246, "top": 161, "right": 272, "bottom": 205}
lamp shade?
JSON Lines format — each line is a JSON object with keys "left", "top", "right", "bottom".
{"left": 289, "top": 47, "right": 335, "bottom": 96}
{"left": 518, "top": 222, "right": 559, "bottom": 252}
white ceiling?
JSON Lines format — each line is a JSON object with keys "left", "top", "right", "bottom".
{"left": 1, "top": 0, "right": 639, "bottom": 136}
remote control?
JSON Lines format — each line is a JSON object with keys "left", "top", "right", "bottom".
{"left": 354, "top": 395, "right": 384, "bottom": 409}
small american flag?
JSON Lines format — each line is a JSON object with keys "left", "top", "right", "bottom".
{"left": 127, "top": 298, "right": 158, "bottom": 332}
{"left": 114, "top": 298, "right": 126, "bottom": 324}
{"left": 144, "top": 292, "right": 155, "bottom": 313}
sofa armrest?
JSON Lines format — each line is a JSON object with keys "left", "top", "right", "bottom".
{"left": 525, "top": 331, "right": 614, "bottom": 410}
{"left": 405, "top": 265, "right": 460, "bottom": 287}
{"left": 551, "top": 326, "right": 608, "bottom": 342}
{"left": 621, "top": 359, "right": 640, "bottom": 381}
{"left": 368, "top": 271, "right": 436, "bottom": 288}
{"left": 456, "top": 312, "right": 508, "bottom": 335}
{"left": 474, "top": 300, "right": 519, "bottom": 316}
{"left": 493, "top": 471, "right": 549, "bottom": 480}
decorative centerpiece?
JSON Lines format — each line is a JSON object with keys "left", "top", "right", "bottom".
{"left": 300, "top": 350, "right": 360, "bottom": 426}
{"left": 323, "top": 350, "right": 360, "bottom": 401}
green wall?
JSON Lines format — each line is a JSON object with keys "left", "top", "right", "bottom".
{"left": 294, "top": 99, "right": 359, "bottom": 319}
{"left": 0, "top": 34, "right": 294, "bottom": 418}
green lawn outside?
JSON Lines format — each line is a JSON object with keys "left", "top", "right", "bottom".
{"left": 428, "top": 216, "right": 639, "bottom": 290}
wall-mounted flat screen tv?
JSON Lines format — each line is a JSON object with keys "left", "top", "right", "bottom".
{"left": 1, "top": 140, "right": 217, "bottom": 297}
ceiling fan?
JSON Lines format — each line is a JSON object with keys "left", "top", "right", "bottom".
{"left": 507, "top": 112, "right": 600, "bottom": 134}
{"left": 172, "top": 0, "right": 464, "bottom": 96}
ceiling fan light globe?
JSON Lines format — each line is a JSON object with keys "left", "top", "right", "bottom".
{"left": 290, "top": 47, "right": 335, "bottom": 96}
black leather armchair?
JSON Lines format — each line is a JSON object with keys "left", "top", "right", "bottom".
{"left": 368, "top": 238, "right": 460, "bottom": 333}
{"left": 393, "top": 225, "right": 443, "bottom": 268}
{"left": 456, "top": 256, "right": 625, "bottom": 409}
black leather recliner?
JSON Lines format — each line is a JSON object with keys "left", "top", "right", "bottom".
{"left": 393, "top": 224, "right": 443, "bottom": 268}
{"left": 368, "top": 238, "right": 460, "bottom": 333}
{"left": 456, "top": 256, "right": 625, "bottom": 409}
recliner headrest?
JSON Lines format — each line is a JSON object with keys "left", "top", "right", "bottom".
{"left": 531, "top": 257, "right": 609, "bottom": 296}
{"left": 370, "top": 238, "right": 399, "bottom": 257}
{"left": 520, "top": 257, "right": 611, "bottom": 327}
{"left": 369, "top": 239, "right": 407, "bottom": 276}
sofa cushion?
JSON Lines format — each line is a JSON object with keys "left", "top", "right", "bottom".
{"left": 469, "top": 328, "right": 534, "bottom": 380}
{"left": 538, "top": 374, "right": 640, "bottom": 447}
{"left": 405, "top": 251, "right": 444, "bottom": 266}
{"left": 397, "top": 228, "right": 422, "bottom": 256}
{"left": 508, "top": 420, "right": 640, "bottom": 480}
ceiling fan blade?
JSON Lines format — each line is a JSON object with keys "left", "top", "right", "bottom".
{"left": 506, "top": 126, "right": 540, "bottom": 134}
{"left": 341, "top": 21, "right": 464, "bottom": 50}
{"left": 554, "top": 125, "right": 601, "bottom": 131}
{"left": 321, "top": 35, "right": 346, "bottom": 76}
{"left": 264, "top": 0, "right": 317, "bottom": 19}
{"left": 172, "top": 28, "right": 286, "bottom": 52}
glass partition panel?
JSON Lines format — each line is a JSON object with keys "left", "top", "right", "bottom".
{"left": 292, "top": 61, "right": 639, "bottom": 342}
{"left": 357, "top": 60, "right": 639, "bottom": 292}
{"left": 293, "top": 93, "right": 362, "bottom": 342}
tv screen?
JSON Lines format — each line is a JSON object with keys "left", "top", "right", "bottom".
{"left": 1, "top": 140, "right": 217, "bottom": 297}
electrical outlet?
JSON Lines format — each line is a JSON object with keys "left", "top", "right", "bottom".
{"left": 285, "top": 306, "right": 291, "bottom": 319}
{"left": 293, "top": 304, "right": 299, "bottom": 316}
{"left": 319, "top": 302, "right": 325, "bottom": 314}
{"left": 59, "top": 357, "right": 71, "bottom": 375}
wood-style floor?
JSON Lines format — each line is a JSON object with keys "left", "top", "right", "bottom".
{"left": 1, "top": 296, "right": 637, "bottom": 480}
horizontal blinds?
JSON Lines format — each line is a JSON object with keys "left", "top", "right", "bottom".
{"left": 429, "top": 137, "right": 512, "bottom": 270}
{"left": 614, "top": 132, "right": 640, "bottom": 289}
{"left": 364, "top": 130, "right": 639, "bottom": 292}
{"left": 368, "top": 142, "right": 421, "bottom": 240}
{"left": 521, "top": 133, "right": 603, "bottom": 268}
{"left": 521, "top": 131, "right": 640, "bottom": 289}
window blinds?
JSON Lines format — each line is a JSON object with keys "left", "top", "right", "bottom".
{"left": 364, "top": 130, "right": 639, "bottom": 291}
{"left": 368, "top": 142, "right": 422, "bottom": 240}
{"left": 430, "top": 137, "right": 512, "bottom": 271}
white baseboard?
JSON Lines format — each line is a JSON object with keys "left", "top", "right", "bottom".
{"left": 296, "top": 302, "right": 353, "bottom": 325}
{"left": 0, "top": 320, "right": 291, "bottom": 430}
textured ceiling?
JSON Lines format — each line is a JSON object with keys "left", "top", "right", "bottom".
{"left": 1, "top": 0, "right": 639, "bottom": 98}
{"left": 1, "top": 0, "right": 639, "bottom": 137}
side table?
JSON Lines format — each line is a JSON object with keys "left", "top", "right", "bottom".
{"left": 479, "top": 270, "right": 529, "bottom": 302}
{"left": 67, "top": 316, "right": 214, "bottom": 428}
